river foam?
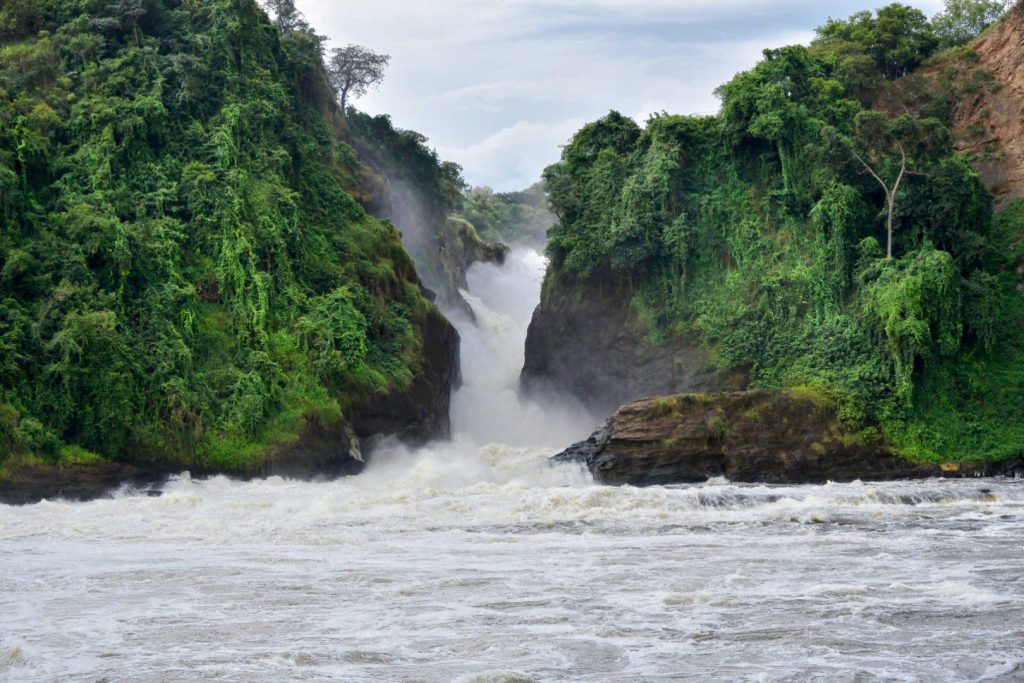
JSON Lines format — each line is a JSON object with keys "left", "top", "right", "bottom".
{"left": 2, "top": 249, "right": 1023, "bottom": 681}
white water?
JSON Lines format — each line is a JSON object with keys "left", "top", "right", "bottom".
{"left": 2, "top": 249, "right": 1024, "bottom": 682}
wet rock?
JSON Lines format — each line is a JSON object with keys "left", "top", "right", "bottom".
{"left": 0, "top": 460, "right": 160, "bottom": 506}
{"left": 262, "top": 419, "right": 365, "bottom": 480}
{"left": 551, "top": 419, "right": 612, "bottom": 466}
{"left": 351, "top": 305, "right": 461, "bottom": 445}
{"left": 522, "top": 282, "right": 747, "bottom": 416}
{"left": 556, "top": 390, "right": 947, "bottom": 486}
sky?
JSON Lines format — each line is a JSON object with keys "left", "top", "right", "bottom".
{"left": 299, "top": 1, "right": 946, "bottom": 191}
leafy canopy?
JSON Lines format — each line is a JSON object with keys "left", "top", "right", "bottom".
{"left": 543, "top": 22, "right": 1022, "bottom": 463}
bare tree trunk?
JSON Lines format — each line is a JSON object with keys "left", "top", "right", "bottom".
{"left": 852, "top": 144, "right": 907, "bottom": 259}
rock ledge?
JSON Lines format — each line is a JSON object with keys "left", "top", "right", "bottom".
{"left": 554, "top": 390, "right": 1022, "bottom": 485}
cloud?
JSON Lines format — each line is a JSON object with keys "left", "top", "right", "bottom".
{"left": 438, "top": 118, "right": 587, "bottom": 190}
{"left": 300, "top": 0, "right": 946, "bottom": 190}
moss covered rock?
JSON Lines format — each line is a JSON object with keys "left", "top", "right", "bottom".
{"left": 555, "top": 390, "right": 1023, "bottom": 486}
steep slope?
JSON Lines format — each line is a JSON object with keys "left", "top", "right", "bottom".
{"left": 0, "top": 0, "right": 458, "bottom": 490}
{"left": 527, "top": 15, "right": 1024, "bottom": 466}
{"left": 346, "top": 111, "right": 508, "bottom": 316}
{"left": 879, "top": 7, "right": 1024, "bottom": 206}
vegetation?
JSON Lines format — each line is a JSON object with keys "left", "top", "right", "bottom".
{"left": 327, "top": 45, "right": 391, "bottom": 113}
{"left": 932, "top": 0, "right": 1013, "bottom": 47}
{"left": 460, "top": 183, "right": 555, "bottom": 247}
{"left": 344, "top": 109, "right": 475, "bottom": 304}
{"left": 0, "top": 0, "right": 442, "bottom": 471}
{"left": 544, "top": 2, "right": 1024, "bottom": 463}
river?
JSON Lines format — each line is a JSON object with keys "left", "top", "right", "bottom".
{"left": 2, "top": 248, "right": 1023, "bottom": 682}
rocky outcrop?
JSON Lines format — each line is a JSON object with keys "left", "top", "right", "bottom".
{"left": 554, "top": 390, "right": 1022, "bottom": 486}
{"left": 0, "top": 459, "right": 161, "bottom": 506}
{"left": 262, "top": 419, "right": 365, "bottom": 480}
{"left": 0, "top": 419, "right": 366, "bottom": 505}
{"left": 521, "top": 282, "right": 747, "bottom": 416}
{"left": 430, "top": 218, "right": 509, "bottom": 318}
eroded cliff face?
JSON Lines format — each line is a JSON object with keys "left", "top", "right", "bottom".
{"left": 428, "top": 218, "right": 509, "bottom": 318}
{"left": 555, "top": 391, "right": 1022, "bottom": 486}
{"left": 521, "top": 282, "right": 747, "bottom": 416}
{"left": 880, "top": 9, "right": 1024, "bottom": 207}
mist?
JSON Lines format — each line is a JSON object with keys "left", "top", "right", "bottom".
{"left": 357, "top": 246, "right": 598, "bottom": 486}
{"left": 449, "top": 248, "right": 597, "bottom": 448}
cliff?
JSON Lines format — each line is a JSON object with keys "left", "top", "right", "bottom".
{"left": 0, "top": 0, "right": 462, "bottom": 501}
{"left": 345, "top": 111, "right": 509, "bottom": 316}
{"left": 525, "top": 9, "right": 1024, "bottom": 466}
{"left": 522, "top": 282, "right": 746, "bottom": 416}
{"left": 878, "top": 8, "right": 1024, "bottom": 207}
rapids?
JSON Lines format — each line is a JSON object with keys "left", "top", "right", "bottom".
{"left": 1, "top": 249, "right": 1023, "bottom": 681}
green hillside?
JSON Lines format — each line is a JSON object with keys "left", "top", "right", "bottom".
{"left": 0, "top": 0, "right": 451, "bottom": 473}
{"left": 542, "top": 3, "right": 1024, "bottom": 463}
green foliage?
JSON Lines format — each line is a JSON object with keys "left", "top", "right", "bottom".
{"left": 544, "top": 19, "right": 1024, "bottom": 463}
{"left": 858, "top": 245, "right": 962, "bottom": 405}
{"left": 0, "top": 0, "right": 434, "bottom": 470}
{"left": 814, "top": 4, "right": 938, "bottom": 79}
{"left": 932, "top": 0, "right": 1011, "bottom": 48}
{"left": 460, "top": 183, "right": 555, "bottom": 247}
{"left": 344, "top": 109, "right": 470, "bottom": 302}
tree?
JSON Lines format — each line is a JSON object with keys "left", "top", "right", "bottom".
{"left": 932, "top": 0, "right": 1010, "bottom": 48}
{"left": 260, "top": 0, "right": 306, "bottom": 34}
{"left": 815, "top": 3, "right": 938, "bottom": 79}
{"left": 327, "top": 45, "right": 390, "bottom": 112}
{"left": 827, "top": 112, "right": 951, "bottom": 258}
{"left": 105, "top": 0, "right": 146, "bottom": 43}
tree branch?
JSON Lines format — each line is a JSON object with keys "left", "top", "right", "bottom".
{"left": 891, "top": 143, "right": 908, "bottom": 201}
{"left": 849, "top": 146, "right": 891, "bottom": 195}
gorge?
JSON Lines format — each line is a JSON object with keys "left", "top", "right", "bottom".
{"left": 2, "top": 0, "right": 1024, "bottom": 680}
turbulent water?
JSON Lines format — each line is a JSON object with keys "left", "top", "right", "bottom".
{"left": 2, "top": 249, "right": 1023, "bottom": 682}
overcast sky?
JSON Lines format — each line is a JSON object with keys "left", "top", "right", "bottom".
{"left": 299, "top": 1, "right": 945, "bottom": 191}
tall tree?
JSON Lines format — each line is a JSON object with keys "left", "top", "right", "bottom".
{"left": 815, "top": 3, "right": 938, "bottom": 79}
{"left": 827, "top": 112, "right": 951, "bottom": 258}
{"left": 105, "top": 0, "right": 146, "bottom": 43}
{"left": 327, "top": 45, "right": 390, "bottom": 112}
{"left": 260, "top": 0, "right": 307, "bottom": 34}
{"left": 932, "top": 0, "right": 1010, "bottom": 47}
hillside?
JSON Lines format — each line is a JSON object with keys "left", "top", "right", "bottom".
{"left": 525, "top": 3, "right": 1024, "bottom": 464}
{"left": 0, "top": 0, "right": 461, "bottom": 484}
{"left": 879, "top": 7, "right": 1024, "bottom": 206}
{"left": 345, "top": 110, "right": 508, "bottom": 316}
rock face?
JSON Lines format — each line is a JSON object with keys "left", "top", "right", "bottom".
{"left": 553, "top": 390, "right": 1019, "bottom": 486}
{"left": 352, "top": 305, "right": 461, "bottom": 444}
{"left": 521, "top": 283, "right": 747, "bottom": 416}
{"left": 430, "top": 218, "right": 509, "bottom": 318}
{"left": 263, "top": 420, "right": 365, "bottom": 480}
{"left": 365, "top": 174, "right": 508, "bottom": 317}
